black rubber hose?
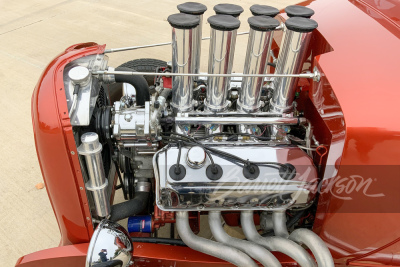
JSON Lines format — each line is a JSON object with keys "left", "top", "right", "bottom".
{"left": 131, "top": 237, "right": 187, "bottom": 246}
{"left": 110, "top": 192, "right": 149, "bottom": 222}
{"left": 160, "top": 87, "right": 172, "bottom": 99}
{"left": 114, "top": 67, "right": 150, "bottom": 106}
{"left": 93, "top": 260, "right": 124, "bottom": 267}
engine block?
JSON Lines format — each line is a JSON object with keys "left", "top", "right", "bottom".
{"left": 155, "top": 145, "right": 317, "bottom": 211}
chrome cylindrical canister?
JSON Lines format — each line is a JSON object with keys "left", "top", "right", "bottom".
{"left": 270, "top": 17, "right": 318, "bottom": 113}
{"left": 168, "top": 13, "right": 200, "bottom": 112}
{"left": 205, "top": 15, "right": 240, "bottom": 112}
{"left": 177, "top": 2, "right": 207, "bottom": 81}
{"left": 238, "top": 16, "right": 279, "bottom": 113}
{"left": 77, "top": 132, "right": 110, "bottom": 218}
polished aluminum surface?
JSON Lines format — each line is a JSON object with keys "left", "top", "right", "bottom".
{"left": 270, "top": 30, "right": 313, "bottom": 113}
{"left": 170, "top": 26, "right": 196, "bottom": 112}
{"left": 86, "top": 220, "right": 133, "bottom": 267}
{"left": 64, "top": 54, "right": 108, "bottom": 126}
{"left": 155, "top": 145, "right": 317, "bottom": 211}
{"left": 238, "top": 28, "right": 274, "bottom": 113}
{"left": 183, "top": 110, "right": 282, "bottom": 116}
{"left": 112, "top": 101, "right": 157, "bottom": 142}
{"left": 94, "top": 69, "right": 317, "bottom": 79}
{"left": 205, "top": 28, "right": 237, "bottom": 112}
{"left": 192, "top": 15, "right": 203, "bottom": 80}
{"left": 186, "top": 146, "right": 206, "bottom": 169}
{"left": 176, "top": 211, "right": 258, "bottom": 267}
{"left": 77, "top": 133, "right": 110, "bottom": 218}
{"left": 68, "top": 66, "right": 90, "bottom": 86}
{"left": 209, "top": 211, "right": 282, "bottom": 267}
{"left": 174, "top": 115, "right": 303, "bottom": 125}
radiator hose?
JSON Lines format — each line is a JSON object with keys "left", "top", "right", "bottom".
{"left": 109, "top": 192, "right": 149, "bottom": 222}
{"left": 115, "top": 67, "right": 150, "bottom": 106}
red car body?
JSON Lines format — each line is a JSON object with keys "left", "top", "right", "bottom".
{"left": 16, "top": 0, "right": 400, "bottom": 266}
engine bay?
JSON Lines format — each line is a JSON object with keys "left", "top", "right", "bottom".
{"left": 63, "top": 3, "right": 334, "bottom": 266}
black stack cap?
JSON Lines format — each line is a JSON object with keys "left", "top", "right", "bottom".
{"left": 208, "top": 15, "right": 240, "bottom": 31}
{"left": 250, "top": 4, "right": 280, "bottom": 17}
{"left": 177, "top": 2, "right": 207, "bottom": 15}
{"left": 167, "top": 13, "right": 200, "bottom": 29}
{"left": 248, "top": 16, "right": 280, "bottom": 31}
{"left": 285, "top": 17, "right": 318, "bottom": 33}
{"left": 213, "top": 4, "right": 244, "bottom": 17}
{"left": 285, "top": 5, "right": 315, "bottom": 18}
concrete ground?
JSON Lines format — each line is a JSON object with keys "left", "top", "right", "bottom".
{"left": 0, "top": 0, "right": 299, "bottom": 266}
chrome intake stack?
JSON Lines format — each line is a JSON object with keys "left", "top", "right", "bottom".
{"left": 177, "top": 2, "right": 207, "bottom": 81}
{"left": 237, "top": 16, "right": 279, "bottom": 113}
{"left": 285, "top": 5, "right": 315, "bottom": 18}
{"left": 249, "top": 4, "right": 279, "bottom": 17}
{"left": 269, "top": 17, "right": 318, "bottom": 113}
{"left": 167, "top": 13, "right": 200, "bottom": 112}
{"left": 205, "top": 15, "right": 240, "bottom": 112}
{"left": 213, "top": 3, "right": 244, "bottom": 18}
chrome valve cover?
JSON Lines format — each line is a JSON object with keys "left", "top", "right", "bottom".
{"left": 154, "top": 145, "right": 318, "bottom": 211}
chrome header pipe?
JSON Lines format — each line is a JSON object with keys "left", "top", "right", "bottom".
{"left": 250, "top": 4, "right": 279, "bottom": 17}
{"left": 205, "top": 15, "right": 240, "bottom": 112}
{"left": 177, "top": 2, "right": 207, "bottom": 81}
{"left": 176, "top": 211, "right": 258, "bottom": 267}
{"left": 237, "top": 16, "right": 279, "bottom": 113}
{"left": 167, "top": 13, "right": 200, "bottom": 112}
{"left": 289, "top": 229, "right": 335, "bottom": 267}
{"left": 77, "top": 132, "right": 110, "bottom": 218}
{"left": 209, "top": 211, "right": 282, "bottom": 267}
{"left": 271, "top": 210, "right": 335, "bottom": 266}
{"left": 270, "top": 17, "right": 318, "bottom": 113}
{"left": 241, "top": 211, "right": 317, "bottom": 267}
{"left": 213, "top": 4, "right": 244, "bottom": 18}
{"left": 272, "top": 211, "right": 290, "bottom": 238}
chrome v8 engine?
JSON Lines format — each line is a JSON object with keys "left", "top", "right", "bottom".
{"left": 62, "top": 3, "right": 335, "bottom": 266}
{"left": 151, "top": 9, "right": 319, "bottom": 211}
{"left": 63, "top": 3, "right": 320, "bottom": 213}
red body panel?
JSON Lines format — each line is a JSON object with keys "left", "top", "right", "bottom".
{"left": 30, "top": 42, "right": 105, "bottom": 246}
{"left": 16, "top": 243, "right": 88, "bottom": 267}
{"left": 17, "top": 0, "right": 400, "bottom": 266}
{"left": 304, "top": 0, "right": 400, "bottom": 265}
